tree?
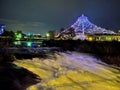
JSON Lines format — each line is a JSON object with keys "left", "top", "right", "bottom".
{"left": 46, "top": 30, "right": 55, "bottom": 39}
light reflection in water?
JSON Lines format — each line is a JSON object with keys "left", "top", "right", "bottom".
{"left": 14, "top": 52, "right": 120, "bottom": 90}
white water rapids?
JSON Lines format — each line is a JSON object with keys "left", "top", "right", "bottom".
{"left": 14, "top": 52, "right": 120, "bottom": 90}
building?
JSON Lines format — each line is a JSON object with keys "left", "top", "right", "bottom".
{"left": 14, "top": 32, "right": 47, "bottom": 47}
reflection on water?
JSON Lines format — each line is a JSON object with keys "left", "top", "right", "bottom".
{"left": 14, "top": 52, "right": 120, "bottom": 90}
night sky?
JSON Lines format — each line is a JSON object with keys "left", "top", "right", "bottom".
{"left": 0, "top": 0, "right": 120, "bottom": 35}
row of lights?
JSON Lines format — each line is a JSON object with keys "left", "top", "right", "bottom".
{"left": 14, "top": 41, "right": 36, "bottom": 47}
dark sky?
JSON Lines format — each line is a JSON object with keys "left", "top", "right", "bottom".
{"left": 0, "top": 0, "right": 120, "bottom": 35}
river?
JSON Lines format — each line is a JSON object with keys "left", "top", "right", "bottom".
{"left": 14, "top": 52, "right": 120, "bottom": 90}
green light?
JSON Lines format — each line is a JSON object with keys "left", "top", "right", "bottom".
{"left": 14, "top": 41, "right": 18, "bottom": 45}
{"left": 27, "top": 42, "right": 32, "bottom": 47}
{"left": 15, "top": 32, "right": 22, "bottom": 39}
{"left": 14, "top": 41, "right": 21, "bottom": 45}
{"left": 106, "top": 36, "right": 112, "bottom": 41}
{"left": 46, "top": 33, "right": 50, "bottom": 37}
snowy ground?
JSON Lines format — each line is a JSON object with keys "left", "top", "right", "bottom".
{"left": 14, "top": 52, "right": 120, "bottom": 90}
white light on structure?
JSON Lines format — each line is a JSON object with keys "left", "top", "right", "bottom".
{"left": 73, "top": 34, "right": 86, "bottom": 40}
{"left": 118, "top": 30, "right": 120, "bottom": 33}
{"left": 71, "top": 14, "right": 91, "bottom": 35}
{"left": 0, "top": 28, "right": 4, "bottom": 34}
{"left": 2, "top": 28, "right": 4, "bottom": 32}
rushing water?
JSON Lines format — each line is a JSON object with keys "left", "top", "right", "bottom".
{"left": 14, "top": 52, "right": 120, "bottom": 90}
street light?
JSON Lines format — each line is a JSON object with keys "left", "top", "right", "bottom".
{"left": 26, "top": 42, "right": 32, "bottom": 47}
{"left": 46, "top": 33, "right": 50, "bottom": 37}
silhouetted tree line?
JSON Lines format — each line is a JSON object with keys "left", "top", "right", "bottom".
{"left": 42, "top": 40, "right": 120, "bottom": 66}
{"left": 1, "top": 30, "right": 14, "bottom": 37}
{"left": 0, "top": 30, "right": 15, "bottom": 47}
{"left": 0, "top": 30, "right": 17, "bottom": 63}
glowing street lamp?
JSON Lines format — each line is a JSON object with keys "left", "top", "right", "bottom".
{"left": 46, "top": 33, "right": 50, "bottom": 37}
{"left": 14, "top": 41, "right": 21, "bottom": 45}
{"left": 26, "top": 42, "right": 32, "bottom": 47}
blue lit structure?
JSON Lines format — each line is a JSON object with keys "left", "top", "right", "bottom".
{"left": 31, "top": 43, "right": 36, "bottom": 47}
{"left": 71, "top": 14, "right": 94, "bottom": 33}
{"left": 0, "top": 24, "right": 6, "bottom": 35}
{"left": 71, "top": 14, "right": 90, "bottom": 40}
{"left": 0, "top": 28, "right": 3, "bottom": 34}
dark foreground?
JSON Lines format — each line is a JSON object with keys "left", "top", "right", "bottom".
{"left": 0, "top": 53, "right": 41, "bottom": 90}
